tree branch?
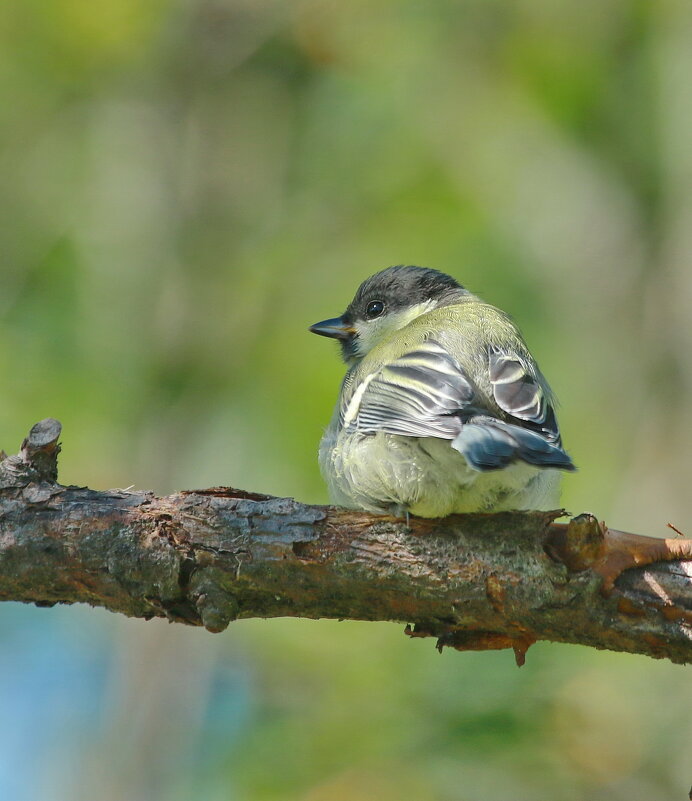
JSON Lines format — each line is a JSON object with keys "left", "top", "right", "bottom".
{"left": 1, "top": 420, "right": 691, "bottom": 665}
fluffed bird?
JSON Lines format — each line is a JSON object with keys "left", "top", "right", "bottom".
{"left": 310, "top": 265, "right": 574, "bottom": 517}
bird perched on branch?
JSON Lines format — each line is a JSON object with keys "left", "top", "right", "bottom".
{"left": 310, "top": 266, "right": 574, "bottom": 517}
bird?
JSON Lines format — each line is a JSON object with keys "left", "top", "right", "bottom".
{"left": 309, "top": 265, "right": 574, "bottom": 518}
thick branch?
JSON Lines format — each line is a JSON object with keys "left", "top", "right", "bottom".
{"left": 1, "top": 420, "right": 691, "bottom": 665}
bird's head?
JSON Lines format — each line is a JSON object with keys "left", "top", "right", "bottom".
{"left": 309, "top": 265, "right": 467, "bottom": 364}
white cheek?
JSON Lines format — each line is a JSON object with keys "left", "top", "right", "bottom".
{"left": 354, "top": 320, "right": 388, "bottom": 355}
{"left": 353, "top": 301, "right": 438, "bottom": 357}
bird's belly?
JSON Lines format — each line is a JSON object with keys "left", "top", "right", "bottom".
{"left": 320, "top": 430, "right": 561, "bottom": 517}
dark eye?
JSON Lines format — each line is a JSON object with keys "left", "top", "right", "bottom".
{"left": 365, "top": 300, "right": 385, "bottom": 319}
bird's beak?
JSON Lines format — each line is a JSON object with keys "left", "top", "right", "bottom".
{"left": 309, "top": 316, "right": 355, "bottom": 340}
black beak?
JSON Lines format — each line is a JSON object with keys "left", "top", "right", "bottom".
{"left": 309, "top": 316, "right": 355, "bottom": 340}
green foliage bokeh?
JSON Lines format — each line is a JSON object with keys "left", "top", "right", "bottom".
{"left": 1, "top": 2, "right": 691, "bottom": 799}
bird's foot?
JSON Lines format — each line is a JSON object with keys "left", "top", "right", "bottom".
{"left": 390, "top": 504, "right": 411, "bottom": 531}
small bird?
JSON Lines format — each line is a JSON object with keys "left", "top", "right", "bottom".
{"left": 310, "top": 266, "right": 574, "bottom": 517}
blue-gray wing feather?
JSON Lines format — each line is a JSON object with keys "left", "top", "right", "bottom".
{"left": 454, "top": 418, "right": 575, "bottom": 472}
{"left": 341, "top": 340, "right": 574, "bottom": 472}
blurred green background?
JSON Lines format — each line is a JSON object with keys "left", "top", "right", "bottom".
{"left": 1, "top": 1, "right": 691, "bottom": 799}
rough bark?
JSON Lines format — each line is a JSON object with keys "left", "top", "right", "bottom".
{"left": 1, "top": 420, "right": 691, "bottom": 665}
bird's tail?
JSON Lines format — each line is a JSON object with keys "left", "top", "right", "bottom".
{"left": 452, "top": 418, "right": 576, "bottom": 472}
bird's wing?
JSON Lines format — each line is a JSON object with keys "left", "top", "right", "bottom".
{"left": 339, "top": 340, "right": 473, "bottom": 439}
{"left": 451, "top": 345, "right": 573, "bottom": 471}
{"left": 488, "top": 346, "right": 561, "bottom": 443}
{"left": 340, "top": 340, "right": 574, "bottom": 473}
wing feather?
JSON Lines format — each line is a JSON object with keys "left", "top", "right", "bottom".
{"left": 338, "top": 339, "right": 574, "bottom": 472}
{"left": 340, "top": 340, "right": 473, "bottom": 439}
{"left": 488, "top": 347, "right": 561, "bottom": 443}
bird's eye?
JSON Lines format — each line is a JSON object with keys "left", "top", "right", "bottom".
{"left": 365, "top": 300, "right": 385, "bottom": 319}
